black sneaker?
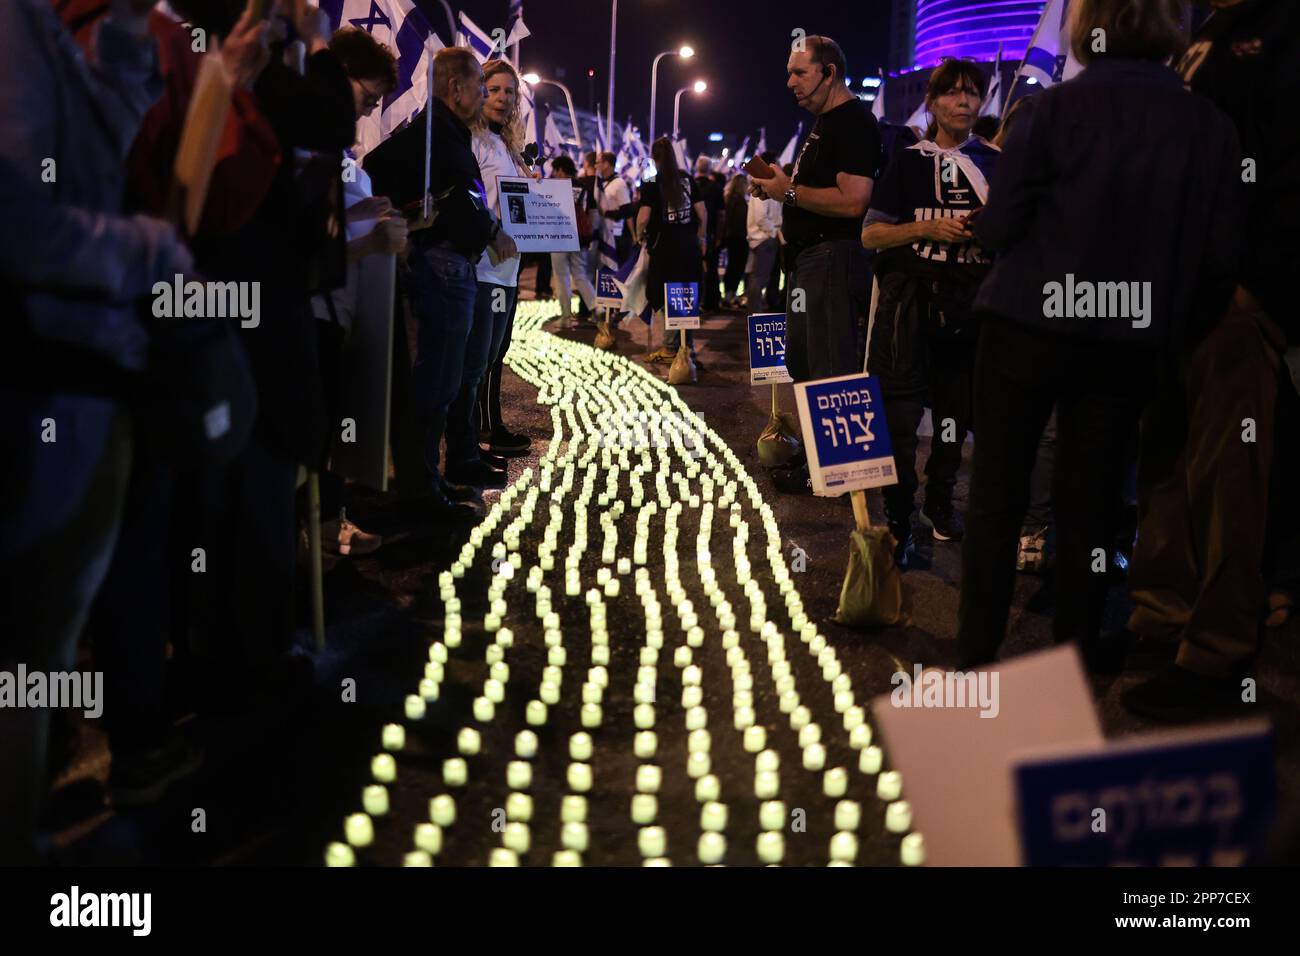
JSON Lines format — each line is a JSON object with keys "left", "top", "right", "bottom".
{"left": 445, "top": 458, "right": 507, "bottom": 489}
{"left": 108, "top": 733, "right": 205, "bottom": 809}
{"left": 480, "top": 448, "right": 508, "bottom": 470}
{"left": 919, "top": 501, "right": 964, "bottom": 541}
{"left": 487, "top": 427, "right": 531, "bottom": 456}
{"left": 436, "top": 475, "right": 479, "bottom": 503}
{"left": 770, "top": 461, "right": 812, "bottom": 496}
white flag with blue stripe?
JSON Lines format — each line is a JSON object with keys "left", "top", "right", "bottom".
{"left": 317, "top": 0, "right": 444, "bottom": 160}
{"left": 776, "top": 123, "right": 802, "bottom": 167}
{"left": 1016, "top": 0, "right": 1082, "bottom": 88}
{"left": 457, "top": 11, "right": 501, "bottom": 65}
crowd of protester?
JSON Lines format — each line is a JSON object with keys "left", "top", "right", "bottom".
{"left": 1, "top": 0, "right": 1296, "bottom": 865}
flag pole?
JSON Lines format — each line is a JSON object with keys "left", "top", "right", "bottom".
{"left": 423, "top": 41, "right": 434, "bottom": 220}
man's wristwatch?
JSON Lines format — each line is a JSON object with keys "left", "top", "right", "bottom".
{"left": 783, "top": 186, "right": 798, "bottom": 207}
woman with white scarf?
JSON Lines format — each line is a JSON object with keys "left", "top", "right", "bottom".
{"left": 861, "top": 58, "right": 1000, "bottom": 566}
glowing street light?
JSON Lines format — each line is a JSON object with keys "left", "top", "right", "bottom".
{"left": 650, "top": 44, "right": 697, "bottom": 146}
{"left": 673, "top": 81, "right": 707, "bottom": 140}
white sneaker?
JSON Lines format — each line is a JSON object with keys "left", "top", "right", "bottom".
{"left": 323, "top": 508, "right": 382, "bottom": 556}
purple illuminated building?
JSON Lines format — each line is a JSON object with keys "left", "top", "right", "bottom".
{"left": 892, "top": 0, "right": 1046, "bottom": 70}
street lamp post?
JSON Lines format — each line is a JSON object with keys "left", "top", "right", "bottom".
{"left": 649, "top": 45, "right": 694, "bottom": 147}
{"left": 606, "top": 0, "right": 617, "bottom": 149}
{"left": 672, "top": 80, "right": 707, "bottom": 140}
{"left": 522, "top": 73, "right": 583, "bottom": 150}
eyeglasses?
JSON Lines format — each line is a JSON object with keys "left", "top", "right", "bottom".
{"left": 358, "top": 81, "right": 387, "bottom": 113}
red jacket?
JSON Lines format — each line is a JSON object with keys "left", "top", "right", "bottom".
{"left": 56, "top": 1, "right": 281, "bottom": 236}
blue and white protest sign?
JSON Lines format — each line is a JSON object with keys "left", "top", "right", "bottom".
{"left": 595, "top": 268, "right": 623, "bottom": 310}
{"left": 746, "top": 313, "right": 791, "bottom": 385}
{"left": 794, "top": 373, "right": 897, "bottom": 496}
{"left": 1014, "top": 720, "right": 1275, "bottom": 866}
{"left": 665, "top": 282, "right": 700, "bottom": 330}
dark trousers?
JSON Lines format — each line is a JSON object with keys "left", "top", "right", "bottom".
{"left": 448, "top": 281, "right": 515, "bottom": 464}
{"left": 478, "top": 292, "right": 519, "bottom": 435}
{"left": 784, "top": 239, "right": 870, "bottom": 382}
{"left": 881, "top": 337, "right": 975, "bottom": 529}
{"left": 958, "top": 317, "right": 1154, "bottom": 668}
{"left": 0, "top": 393, "right": 131, "bottom": 864}
{"left": 702, "top": 241, "right": 721, "bottom": 310}
{"left": 405, "top": 244, "right": 478, "bottom": 483}
{"left": 723, "top": 238, "right": 748, "bottom": 300}
{"left": 1127, "top": 301, "right": 1286, "bottom": 678}
{"left": 1024, "top": 409, "right": 1058, "bottom": 530}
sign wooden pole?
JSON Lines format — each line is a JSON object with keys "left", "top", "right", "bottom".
{"left": 308, "top": 471, "right": 325, "bottom": 651}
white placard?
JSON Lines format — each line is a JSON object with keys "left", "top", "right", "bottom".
{"left": 497, "top": 176, "right": 579, "bottom": 252}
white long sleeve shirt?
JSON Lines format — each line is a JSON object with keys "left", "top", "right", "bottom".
{"left": 747, "top": 195, "right": 783, "bottom": 248}
{"left": 472, "top": 127, "right": 527, "bottom": 287}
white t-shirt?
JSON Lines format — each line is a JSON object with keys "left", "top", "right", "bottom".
{"left": 746, "top": 196, "right": 783, "bottom": 247}
{"left": 472, "top": 127, "right": 526, "bottom": 287}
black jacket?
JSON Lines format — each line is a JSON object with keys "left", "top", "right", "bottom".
{"left": 973, "top": 58, "right": 1242, "bottom": 349}
{"left": 364, "top": 98, "right": 495, "bottom": 262}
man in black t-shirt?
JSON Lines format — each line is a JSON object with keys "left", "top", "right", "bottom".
{"left": 751, "top": 35, "right": 879, "bottom": 493}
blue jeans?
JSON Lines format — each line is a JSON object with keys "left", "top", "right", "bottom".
{"left": 406, "top": 244, "right": 478, "bottom": 481}
{"left": 447, "top": 281, "right": 516, "bottom": 466}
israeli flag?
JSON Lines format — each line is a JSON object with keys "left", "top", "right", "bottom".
{"left": 776, "top": 123, "right": 802, "bottom": 167}
{"left": 980, "top": 44, "right": 1003, "bottom": 119}
{"left": 457, "top": 11, "right": 501, "bottom": 65}
{"left": 1017, "top": 0, "right": 1082, "bottom": 88}
{"left": 871, "top": 70, "right": 886, "bottom": 120}
{"left": 318, "top": 0, "right": 444, "bottom": 160}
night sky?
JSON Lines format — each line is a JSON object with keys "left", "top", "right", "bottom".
{"left": 429, "top": 0, "right": 893, "bottom": 152}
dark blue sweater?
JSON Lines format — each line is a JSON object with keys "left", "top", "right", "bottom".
{"left": 973, "top": 58, "right": 1242, "bottom": 348}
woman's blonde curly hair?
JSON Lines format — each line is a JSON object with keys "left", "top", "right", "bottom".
{"left": 474, "top": 59, "right": 528, "bottom": 167}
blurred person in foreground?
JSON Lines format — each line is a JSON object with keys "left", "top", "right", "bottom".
{"left": 1120, "top": 0, "right": 1300, "bottom": 721}
{"left": 955, "top": 0, "right": 1243, "bottom": 672}
{"left": 0, "top": 0, "right": 193, "bottom": 864}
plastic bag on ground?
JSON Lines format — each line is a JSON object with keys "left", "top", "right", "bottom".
{"left": 834, "top": 526, "right": 907, "bottom": 627}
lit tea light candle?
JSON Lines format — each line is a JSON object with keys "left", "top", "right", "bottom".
{"left": 733, "top": 707, "right": 755, "bottom": 731}
{"left": 540, "top": 681, "right": 560, "bottom": 705}
{"left": 484, "top": 679, "right": 505, "bottom": 704}
{"left": 552, "top": 850, "right": 582, "bottom": 867}
{"left": 636, "top": 764, "right": 662, "bottom": 794}
{"left": 489, "top": 848, "right": 519, "bottom": 867}
{"left": 526, "top": 700, "right": 547, "bottom": 726}
{"left": 823, "top": 767, "right": 848, "bottom": 798}
{"left": 454, "top": 728, "right": 480, "bottom": 759}
{"left": 754, "top": 771, "right": 780, "bottom": 799}
{"left": 798, "top": 723, "right": 822, "bottom": 748}
{"left": 638, "top": 826, "right": 666, "bottom": 858}
{"left": 515, "top": 730, "right": 538, "bottom": 759}
{"left": 631, "top": 793, "right": 657, "bottom": 824}
{"left": 414, "top": 822, "right": 443, "bottom": 855}
{"left": 694, "top": 773, "right": 721, "bottom": 803}
{"left": 790, "top": 706, "right": 811, "bottom": 731}
{"left": 877, "top": 770, "right": 903, "bottom": 802}
{"left": 687, "top": 751, "right": 711, "bottom": 779}
{"left": 567, "top": 762, "right": 593, "bottom": 792}
{"left": 344, "top": 812, "right": 374, "bottom": 848}
{"left": 418, "top": 679, "right": 440, "bottom": 702}
{"left": 372, "top": 753, "right": 397, "bottom": 783}
{"left": 830, "top": 832, "right": 858, "bottom": 863}
{"left": 502, "top": 822, "right": 530, "bottom": 855}
{"left": 325, "top": 842, "right": 355, "bottom": 867}
{"left": 443, "top": 758, "right": 468, "bottom": 787}
{"left": 429, "top": 794, "right": 455, "bottom": 826}
{"left": 760, "top": 800, "right": 786, "bottom": 832}
{"left": 802, "top": 744, "right": 826, "bottom": 772}
{"left": 743, "top": 726, "right": 766, "bottom": 753}
{"left": 561, "top": 795, "right": 587, "bottom": 823}
{"left": 507, "top": 761, "right": 532, "bottom": 791}
{"left": 382, "top": 723, "right": 406, "bottom": 752}
{"left": 901, "top": 832, "right": 925, "bottom": 866}
{"left": 634, "top": 703, "right": 655, "bottom": 729}
{"left": 362, "top": 785, "right": 388, "bottom": 816}
{"left": 472, "top": 696, "right": 494, "bottom": 722}
{"left": 698, "top": 831, "right": 726, "bottom": 864}
{"left": 700, "top": 801, "right": 728, "bottom": 833}
{"left": 756, "top": 748, "right": 780, "bottom": 773}
{"left": 634, "top": 731, "right": 657, "bottom": 759}
{"left": 860, "top": 745, "right": 883, "bottom": 775}
{"left": 681, "top": 686, "right": 703, "bottom": 709}
{"left": 685, "top": 706, "right": 707, "bottom": 731}
{"left": 569, "top": 732, "right": 593, "bottom": 762}
{"left": 885, "top": 800, "right": 912, "bottom": 833}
